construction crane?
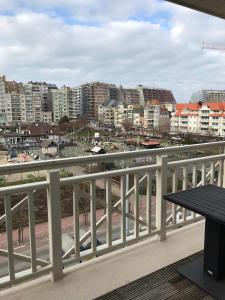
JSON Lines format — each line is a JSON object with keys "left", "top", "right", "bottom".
{"left": 202, "top": 42, "right": 225, "bottom": 51}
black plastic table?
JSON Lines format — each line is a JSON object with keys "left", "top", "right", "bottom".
{"left": 164, "top": 184, "right": 225, "bottom": 300}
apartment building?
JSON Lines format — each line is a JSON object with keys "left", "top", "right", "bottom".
{"left": 81, "top": 82, "right": 118, "bottom": 120}
{"left": 0, "top": 76, "right": 55, "bottom": 124}
{"left": 113, "top": 104, "right": 144, "bottom": 128}
{"left": 69, "top": 87, "right": 82, "bottom": 121}
{"left": 52, "top": 87, "right": 69, "bottom": 123}
{"left": 4, "top": 93, "right": 22, "bottom": 123}
{"left": 191, "top": 90, "right": 225, "bottom": 103}
{"left": 133, "top": 107, "right": 144, "bottom": 127}
{"left": 138, "top": 85, "right": 176, "bottom": 105}
{"left": 171, "top": 102, "right": 225, "bottom": 136}
{"left": 144, "top": 104, "right": 170, "bottom": 132}
{"left": 52, "top": 86, "right": 82, "bottom": 123}
{"left": 40, "top": 111, "right": 53, "bottom": 123}
{"left": 98, "top": 106, "right": 115, "bottom": 126}
{"left": 0, "top": 76, "right": 7, "bottom": 125}
{"left": 118, "top": 87, "right": 140, "bottom": 105}
{"left": 0, "top": 76, "right": 22, "bottom": 124}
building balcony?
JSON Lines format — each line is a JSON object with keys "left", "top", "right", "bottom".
{"left": 0, "top": 142, "right": 225, "bottom": 299}
{"left": 200, "top": 123, "right": 209, "bottom": 128}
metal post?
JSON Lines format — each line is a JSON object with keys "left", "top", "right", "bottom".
{"left": 156, "top": 155, "right": 168, "bottom": 241}
{"left": 47, "top": 170, "right": 63, "bottom": 281}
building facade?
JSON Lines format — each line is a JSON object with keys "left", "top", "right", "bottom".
{"left": 191, "top": 90, "right": 225, "bottom": 103}
{"left": 81, "top": 82, "right": 118, "bottom": 120}
{"left": 144, "top": 105, "right": 170, "bottom": 132}
{"left": 114, "top": 104, "right": 144, "bottom": 128}
{"left": 0, "top": 76, "right": 54, "bottom": 125}
{"left": 98, "top": 106, "right": 115, "bottom": 126}
{"left": 171, "top": 102, "right": 225, "bottom": 136}
{"left": 0, "top": 75, "right": 176, "bottom": 126}
{"left": 138, "top": 85, "right": 176, "bottom": 105}
{"left": 119, "top": 87, "right": 140, "bottom": 105}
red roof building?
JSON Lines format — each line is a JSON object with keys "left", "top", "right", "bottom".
{"left": 171, "top": 102, "right": 225, "bottom": 136}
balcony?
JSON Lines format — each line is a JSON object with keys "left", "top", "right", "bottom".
{"left": 0, "top": 141, "right": 225, "bottom": 299}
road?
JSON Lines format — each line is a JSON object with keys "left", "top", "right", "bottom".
{"left": 0, "top": 224, "right": 126, "bottom": 278}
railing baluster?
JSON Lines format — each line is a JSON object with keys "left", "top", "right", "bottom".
{"left": 192, "top": 165, "right": 197, "bottom": 218}
{"left": 120, "top": 176, "right": 126, "bottom": 243}
{"left": 201, "top": 163, "right": 206, "bottom": 186}
{"left": 172, "top": 167, "right": 178, "bottom": 225}
{"left": 47, "top": 170, "right": 63, "bottom": 281}
{"left": 73, "top": 184, "right": 80, "bottom": 259}
{"left": 134, "top": 173, "right": 139, "bottom": 239}
{"left": 182, "top": 166, "right": 187, "bottom": 222}
{"left": 4, "top": 195, "right": 15, "bottom": 281}
{"left": 192, "top": 165, "right": 197, "bottom": 188}
{"left": 156, "top": 155, "right": 168, "bottom": 241}
{"left": 210, "top": 162, "right": 215, "bottom": 184}
{"left": 146, "top": 172, "right": 152, "bottom": 235}
{"left": 28, "top": 192, "right": 37, "bottom": 273}
{"left": 218, "top": 160, "right": 223, "bottom": 187}
{"left": 90, "top": 180, "right": 97, "bottom": 254}
{"left": 106, "top": 178, "right": 112, "bottom": 247}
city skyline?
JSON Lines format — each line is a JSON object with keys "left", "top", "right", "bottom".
{"left": 1, "top": 1, "right": 225, "bottom": 102}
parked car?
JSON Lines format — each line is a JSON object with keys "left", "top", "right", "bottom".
{"left": 61, "top": 231, "right": 102, "bottom": 257}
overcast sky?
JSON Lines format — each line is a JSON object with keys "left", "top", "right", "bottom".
{"left": 1, "top": 0, "right": 225, "bottom": 102}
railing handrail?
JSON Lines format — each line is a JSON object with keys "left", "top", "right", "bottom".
{"left": 1, "top": 151, "right": 225, "bottom": 196}
{"left": 0, "top": 141, "right": 224, "bottom": 175}
{"left": 168, "top": 153, "right": 225, "bottom": 167}
{"left": 60, "top": 163, "right": 160, "bottom": 185}
{"left": 0, "top": 181, "right": 48, "bottom": 196}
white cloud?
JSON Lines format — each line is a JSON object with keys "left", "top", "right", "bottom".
{"left": 0, "top": 0, "right": 168, "bottom": 21}
{"left": 1, "top": 1, "right": 225, "bottom": 102}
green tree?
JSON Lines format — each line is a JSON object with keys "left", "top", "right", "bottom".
{"left": 59, "top": 115, "right": 69, "bottom": 124}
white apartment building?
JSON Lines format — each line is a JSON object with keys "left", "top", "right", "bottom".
{"left": 171, "top": 103, "right": 225, "bottom": 136}
{"left": 52, "top": 87, "right": 69, "bottom": 123}
{"left": 98, "top": 106, "right": 115, "bottom": 126}
{"left": 114, "top": 104, "right": 134, "bottom": 127}
{"left": 144, "top": 105, "right": 170, "bottom": 132}
{"left": 0, "top": 76, "right": 56, "bottom": 125}
{"left": 0, "top": 76, "right": 7, "bottom": 125}
{"left": 69, "top": 87, "right": 82, "bottom": 121}
{"left": 114, "top": 104, "right": 144, "bottom": 128}
{"left": 133, "top": 112, "right": 143, "bottom": 127}
{"left": 98, "top": 104, "right": 144, "bottom": 128}
{"left": 4, "top": 93, "right": 22, "bottom": 123}
{"left": 52, "top": 87, "right": 82, "bottom": 123}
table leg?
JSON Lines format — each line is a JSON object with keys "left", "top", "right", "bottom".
{"left": 203, "top": 218, "right": 225, "bottom": 280}
{"left": 177, "top": 219, "right": 225, "bottom": 299}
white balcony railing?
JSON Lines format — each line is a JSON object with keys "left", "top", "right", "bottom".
{"left": 0, "top": 141, "right": 225, "bottom": 288}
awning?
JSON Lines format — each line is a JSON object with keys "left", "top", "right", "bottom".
{"left": 166, "top": 0, "right": 225, "bottom": 20}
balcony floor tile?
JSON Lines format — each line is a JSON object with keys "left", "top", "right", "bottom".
{"left": 95, "top": 252, "right": 215, "bottom": 300}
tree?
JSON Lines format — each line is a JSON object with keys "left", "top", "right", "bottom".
{"left": 59, "top": 115, "right": 69, "bottom": 124}
{"left": 75, "top": 116, "right": 88, "bottom": 129}
{"left": 122, "top": 120, "right": 133, "bottom": 132}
